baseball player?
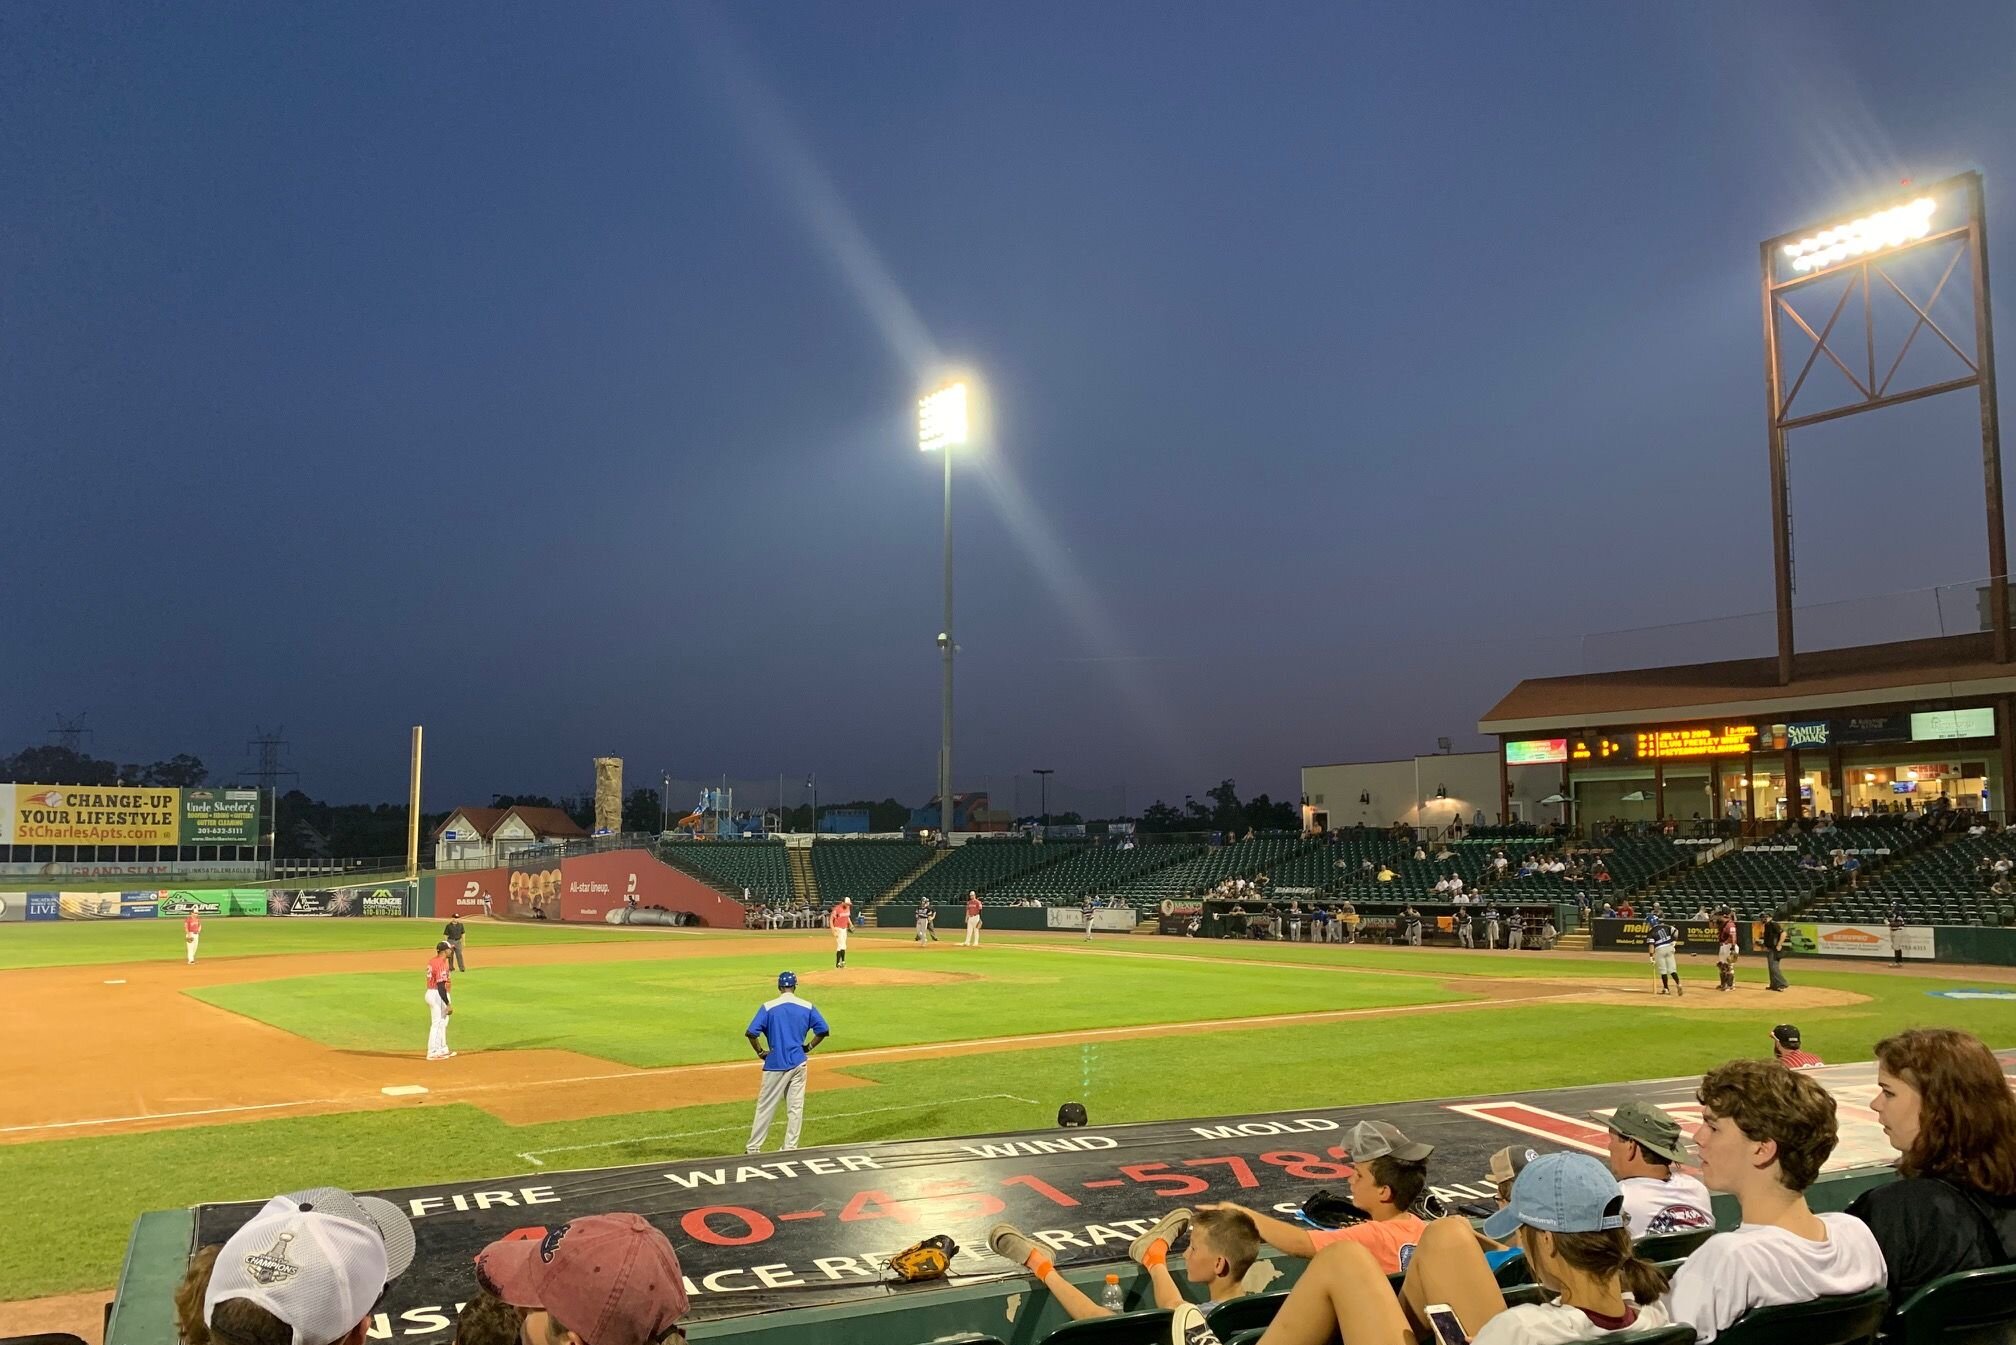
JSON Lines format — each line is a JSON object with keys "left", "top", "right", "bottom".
{"left": 746, "top": 970, "right": 829, "bottom": 1153}
{"left": 1716, "top": 908, "right": 1739, "bottom": 991}
{"left": 1484, "top": 904, "right": 1502, "bottom": 950}
{"left": 1647, "top": 912, "right": 1682, "bottom": 996}
{"left": 1081, "top": 893, "right": 1096, "bottom": 940}
{"left": 1508, "top": 908, "right": 1525, "bottom": 951}
{"left": 1887, "top": 901, "right": 1907, "bottom": 967}
{"left": 424, "top": 940, "right": 455, "bottom": 1060}
{"left": 964, "top": 890, "right": 983, "bottom": 946}
{"left": 1456, "top": 907, "right": 1474, "bottom": 948}
{"left": 829, "top": 898, "right": 852, "bottom": 969}
{"left": 183, "top": 907, "right": 202, "bottom": 964}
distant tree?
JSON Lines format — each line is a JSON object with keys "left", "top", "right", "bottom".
{"left": 622, "top": 787, "right": 663, "bottom": 834}
{"left": 560, "top": 795, "right": 595, "bottom": 831}
{"left": 490, "top": 793, "right": 558, "bottom": 809}
{"left": 1243, "top": 793, "right": 1298, "bottom": 832}
{"left": 0, "top": 744, "right": 121, "bottom": 785}
{"left": 1205, "top": 778, "right": 1247, "bottom": 834}
{"left": 137, "top": 754, "right": 209, "bottom": 787}
{"left": 1138, "top": 800, "right": 1185, "bottom": 832}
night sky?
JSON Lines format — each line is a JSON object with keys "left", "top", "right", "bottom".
{"left": 6, "top": 2, "right": 2015, "bottom": 814}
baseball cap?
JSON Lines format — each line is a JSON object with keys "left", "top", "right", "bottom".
{"left": 1482, "top": 1144, "right": 1539, "bottom": 1187}
{"left": 1772, "top": 1023, "right": 1802, "bottom": 1050}
{"left": 476, "top": 1214, "right": 687, "bottom": 1345}
{"left": 1057, "top": 1101, "right": 1089, "bottom": 1128}
{"left": 1481, "top": 1152, "right": 1627, "bottom": 1241}
{"left": 1601, "top": 1100, "right": 1688, "bottom": 1165}
{"left": 1342, "top": 1119, "right": 1433, "bottom": 1163}
{"left": 777, "top": 971, "right": 797, "bottom": 991}
{"left": 205, "top": 1188, "right": 417, "bottom": 1345}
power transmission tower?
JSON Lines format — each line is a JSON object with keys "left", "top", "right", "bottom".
{"left": 49, "top": 712, "right": 91, "bottom": 755}
{"left": 241, "top": 727, "right": 299, "bottom": 793}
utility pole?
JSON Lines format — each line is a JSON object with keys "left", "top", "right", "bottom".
{"left": 1034, "top": 768, "right": 1055, "bottom": 835}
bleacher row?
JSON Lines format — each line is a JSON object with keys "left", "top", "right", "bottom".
{"left": 658, "top": 817, "right": 2016, "bottom": 927}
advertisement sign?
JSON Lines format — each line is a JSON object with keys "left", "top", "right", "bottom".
{"left": 506, "top": 857, "right": 564, "bottom": 921}
{"left": 118, "top": 891, "right": 159, "bottom": 919}
{"left": 1590, "top": 918, "right": 1744, "bottom": 954}
{"left": 158, "top": 889, "right": 271, "bottom": 917}
{"left": 1786, "top": 922, "right": 1936, "bottom": 960}
{"left": 178, "top": 789, "right": 262, "bottom": 845}
{"left": 269, "top": 888, "right": 397, "bottom": 917}
{"left": 1912, "top": 708, "right": 1995, "bottom": 741}
{"left": 1, "top": 784, "right": 182, "bottom": 845}
{"left": 1506, "top": 738, "right": 1568, "bottom": 765}
{"left": 1633, "top": 725, "right": 1760, "bottom": 760}
{"left": 57, "top": 891, "right": 125, "bottom": 920}
{"left": 26, "top": 892, "right": 59, "bottom": 920}
{"left": 1767, "top": 721, "right": 1831, "bottom": 750}
{"left": 340, "top": 885, "right": 410, "bottom": 917}
{"left": 1046, "top": 906, "right": 1137, "bottom": 931}
{"left": 0, "top": 894, "right": 23, "bottom": 923}
{"left": 1835, "top": 714, "right": 1911, "bottom": 744}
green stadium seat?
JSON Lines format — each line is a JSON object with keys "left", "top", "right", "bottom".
{"left": 1039, "top": 1307, "right": 1171, "bottom": 1345}
{"left": 1635, "top": 1230, "right": 1714, "bottom": 1262}
{"left": 1199, "top": 1291, "right": 1286, "bottom": 1336}
{"left": 1887, "top": 1263, "right": 2016, "bottom": 1345}
{"left": 1715, "top": 1286, "right": 1888, "bottom": 1345}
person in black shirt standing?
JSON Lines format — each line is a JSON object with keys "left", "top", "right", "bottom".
{"left": 1761, "top": 914, "right": 1789, "bottom": 992}
{"left": 1887, "top": 901, "right": 1909, "bottom": 967}
{"left": 443, "top": 916, "right": 468, "bottom": 972}
{"left": 1848, "top": 1027, "right": 2016, "bottom": 1301}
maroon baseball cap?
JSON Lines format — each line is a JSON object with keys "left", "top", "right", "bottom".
{"left": 476, "top": 1214, "right": 688, "bottom": 1345}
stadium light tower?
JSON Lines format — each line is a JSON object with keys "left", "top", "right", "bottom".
{"left": 919, "top": 379, "right": 972, "bottom": 842}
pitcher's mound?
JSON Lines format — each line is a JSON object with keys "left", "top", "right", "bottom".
{"left": 1550, "top": 978, "right": 1868, "bottom": 1010}
{"left": 805, "top": 968, "right": 981, "bottom": 988}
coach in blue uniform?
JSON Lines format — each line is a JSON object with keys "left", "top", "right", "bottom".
{"left": 745, "top": 971, "right": 830, "bottom": 1154}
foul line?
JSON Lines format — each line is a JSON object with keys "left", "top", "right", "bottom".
{"left": 0, "top": 1096, "right": 351, "bottom": 1135}
{"left": 515, "top": 1092, "right": 1044, "bottom": 1166}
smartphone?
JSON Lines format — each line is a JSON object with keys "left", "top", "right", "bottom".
{"left": 1424, "top": 1304, "right": 1469, "bottom": 1345}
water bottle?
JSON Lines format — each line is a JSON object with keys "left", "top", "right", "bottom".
{"left": 1101, "top": 1274, "right": 1125, "bottom": 1312}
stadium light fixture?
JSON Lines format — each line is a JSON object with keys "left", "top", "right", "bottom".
{"left": 918, "top": 381, "right": 970, "bottom": 452}
{"left": 1781, "top": 196, "right": 1936, "bottom": 275}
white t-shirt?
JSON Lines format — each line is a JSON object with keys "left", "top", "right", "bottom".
{"left": 1473, "top": 1298, "right": 1671, "bottom": 1345}
{"left": 1618, "top": 1172, "right": 1716, "bottom": 1238}
{"left": 1666, "top": 1215, "right": 1886, "bottom": 1342}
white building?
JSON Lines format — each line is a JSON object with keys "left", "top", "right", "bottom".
{"left": 433, "top": 805, "right": 588, "bottom": 869}
{"left": 1300, "top": 752, "right": 1564, "bottom": 833}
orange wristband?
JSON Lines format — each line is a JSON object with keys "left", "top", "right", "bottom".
{"left": 1143, "top": 1241, "right": 1168, "bottom": 1268}
{"left": 1028, "top": 1252, "right": 1055, "bottom": 1279}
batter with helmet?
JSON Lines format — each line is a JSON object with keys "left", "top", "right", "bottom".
{"left": 745, "top": 971, "right": 830, "bottom": 1153}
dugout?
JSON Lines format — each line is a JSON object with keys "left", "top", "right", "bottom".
{"left": 1480, "top": 631, "right": 2016, "bottom": 829}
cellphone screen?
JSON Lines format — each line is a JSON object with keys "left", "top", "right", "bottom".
{"left": 1425, "top": 1306, "right": 1469, "bottom": 1345}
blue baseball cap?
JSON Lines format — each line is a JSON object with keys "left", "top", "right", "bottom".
{"left": 1480, "top": 1152, "right": 1626, "bottom": 1241}
{"left": 777, "top": 970, "right": 797, "bottom": 990}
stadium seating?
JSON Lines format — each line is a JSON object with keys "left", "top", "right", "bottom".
{"left": 1642, "top": 823, "right": 1925, "bottom": 920}
{"left": 1714, "top": 1285, "right": 1887, "bottom": 1345}
{"left": 656, "top": 839, "right": 794, "bottom": 904}
{"left": 1821, "top": 830, "right": 2016, "bottom": 926}
{"left": 900, "top": 837, "right": 1087, "bottom": 906}
{"left": 984, "top": 842, "right": 1203, "bottom": 904}
{"left": 1263, "top": 829, "right": 1406, "bottom": 896}
{"left": 1505, "top": 833, "right": 1691, "bottom": 904}
{"left": 809, "top": 839, "right": 934, "bottom": 905}
{"left": 1039, "top": 1309, "right": 1172, "bottom": 1344}
{"left": 1888, "top": 1263, "right": 2016, "bottom": 1345}
{"left": 1107, "top": 835, "right": 1313, "bottom": 902}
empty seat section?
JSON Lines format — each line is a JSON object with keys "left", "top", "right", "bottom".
{"left": 902, "top": 838, "right": 1086, "bottom": 906}
{"left": 658, "top": 839, "right": 794, "bottom": 903}
{"left": 810, "top": 840, "right": 934, "bottom": 905}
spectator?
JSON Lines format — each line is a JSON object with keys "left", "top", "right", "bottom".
{"left": 204, "top": 1188, "right": 417, "bottom": 1345}
{"left": 1377, "top": 863, "right": 1396, "bottom": 883}
{"left": 1761, "top": 914, "right": 1790, "bottom": 993}
{"left": 1415, "top": 844, "right": 1429, "bottom": 861}
{"left": 1888, "top": 901, "right": 1909, "bottom": 967}
{"left": 1226, "top": 1153, "right": 1672, "bottom": 1345}
{"left": 174, "top": 1245, "right": 222, "bottom": 1345}
{"left": 989, "top": 1207, "right": 1256, "bottom": 1320}
{"left": 1204, "top": 1120, "right": 1431, "bottom": 1274}
{"left": 476, "top": 1213, "right": 688, "bottom": 1345}
{"left": 452, "top": 1293, "right": 521, "bottom": 1345}
{"left": 1665, "top": 1060, "right": 1885, "bottom": 1342}
{"left": 1770, "top": 1024, "right": 1825, "bottom": 1069}
{"left": 1691, "top": 904, "right": 1711, "bottom": 920}
{"left": 1847, "top": 1028, "right": 2016, "bottom": 1300}
{"left": 1602, "top": 1100, "right": 1714, "bottom": 1236}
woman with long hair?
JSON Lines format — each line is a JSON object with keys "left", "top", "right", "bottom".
{"left": 1847, "top": 1027, "right": 2016, "bottom": 1299}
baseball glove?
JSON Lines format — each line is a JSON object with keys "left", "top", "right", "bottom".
{"left": 887, "top": 1234, "right": 960, "bottom": 1282}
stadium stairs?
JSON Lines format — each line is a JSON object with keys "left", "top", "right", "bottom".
{"left": 788, "top": 846, "right": 818, "bottom": 906}
{"left": 871, "top": 848, "right": 949, "bottom": 910}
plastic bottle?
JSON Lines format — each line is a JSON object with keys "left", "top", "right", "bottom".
{"left": 1101, "top": 1275, "right": 1125, "bottom": 1312}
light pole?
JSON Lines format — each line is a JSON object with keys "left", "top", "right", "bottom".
{"left": 1034, "top": 768, "right": 1054, "bottom": 835}
{"left": 919, "top": 380, "right": 971, "bottom": 842}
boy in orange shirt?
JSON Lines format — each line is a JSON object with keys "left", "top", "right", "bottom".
{"left": 1203, "top": 1119, "right": 1432, "bottom": 1274}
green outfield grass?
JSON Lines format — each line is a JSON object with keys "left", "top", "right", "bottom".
{"left": 0, "top": 917, "right": 681, "bottom": 970}
{"left": 2, "top": 924, "right": 2010, "bottom": 1302}
{"left": 185, "top": 945, "right": 1470, "bottom": 1065}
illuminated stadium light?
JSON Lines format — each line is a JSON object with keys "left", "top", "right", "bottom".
{"left": 917, "top": 381, "right": 970, "bottom": 452}
{"left": 1782, "top": 197, "right": 1936, "bottom": 273}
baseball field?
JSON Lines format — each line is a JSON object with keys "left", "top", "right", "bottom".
{"left": 4, "top": 918, "right": 2012, "bottom": 1332}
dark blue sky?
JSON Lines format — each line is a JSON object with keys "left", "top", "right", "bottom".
{"left": 6, "top": 2, "right": 2015, "bottom": 812}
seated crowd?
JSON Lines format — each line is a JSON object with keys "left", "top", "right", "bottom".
{"left": 165, "top": 1030, "right": 2012, "bottom": 1345}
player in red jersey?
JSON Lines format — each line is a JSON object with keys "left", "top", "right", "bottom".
{"left": 830, "top": 897, "right": 852, "bottom": 969}
{"left": 424, "top": 940, "right": 456, "bottom": 1059}
{"left": 184, "top": 908, "right": 202, "bottom": 964}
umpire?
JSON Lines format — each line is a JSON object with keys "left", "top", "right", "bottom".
{"left": 443, "top": 915, "right": 468, "bottom": 972}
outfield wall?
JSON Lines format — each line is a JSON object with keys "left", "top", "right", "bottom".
{"left": 1589, "top": 917, "right": 2016, "bottom": 966}
{"left": 428, "top": 850, "right": 743, "bottom": 927}
{"left": 0, "top": 881, "right": 427, "bottom": 921}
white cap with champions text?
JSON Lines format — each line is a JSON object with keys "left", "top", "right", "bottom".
{"left": 205, "top": 1188, "right": 417, "bottom": 1345}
